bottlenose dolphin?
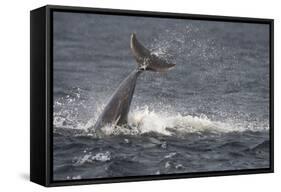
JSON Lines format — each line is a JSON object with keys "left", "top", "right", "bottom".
{"left": 94, "top": 33, "right": 175, "bottom": 135}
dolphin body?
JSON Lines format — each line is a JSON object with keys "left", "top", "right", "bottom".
{"left": 94, "top": 33, "right": 175, "bottom": 135}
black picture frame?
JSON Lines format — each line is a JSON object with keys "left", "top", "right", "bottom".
{"left": 30, "top": 5, "right": 274, "bottom": 187}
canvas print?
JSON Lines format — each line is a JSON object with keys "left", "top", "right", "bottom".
{"left": 53, "top": 11, "right": 270, "bottom": 181}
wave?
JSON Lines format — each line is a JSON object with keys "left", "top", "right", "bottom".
{"left": 53, "top": 105, "right": 268, "bottom": 137}
{"left": 74, "top": 151, "right": 111, "bottom": 166}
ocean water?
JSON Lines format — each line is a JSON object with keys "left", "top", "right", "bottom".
{"left": 53, "top": 12, "right": 270, "bottom": 181}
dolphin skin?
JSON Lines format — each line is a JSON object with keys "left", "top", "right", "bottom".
{"left": 94, "top": 33, "right": 175, "bottom": 135}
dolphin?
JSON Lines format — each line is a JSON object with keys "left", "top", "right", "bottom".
{"left": 93, "top": 33, "right": 175, "bottom": 135}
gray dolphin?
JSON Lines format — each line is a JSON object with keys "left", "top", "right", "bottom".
{"left": 94, "top": 33, "right": 175, "bottom": 135}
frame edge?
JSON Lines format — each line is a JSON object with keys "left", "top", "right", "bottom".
{"left": 30, "top": 6, "right": 48, "bottom": 186}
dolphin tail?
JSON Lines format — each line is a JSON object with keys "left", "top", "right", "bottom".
{"left": 130, "top": 33, "right": 176, "bottom": 72}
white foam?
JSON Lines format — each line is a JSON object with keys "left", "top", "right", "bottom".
{"left": 127, "top": 106, "right": 251, "bottom": 136}
{"left": 91, "top": 151, "right": 111, "bottom": 162}
{"left": 74, "top": 151, "right": 111, "bottom": 166}
{"left": 54, "top": 104, "right": 269, "bottom": 137}
{"left": 66, "top": 175, "right": 82, "bottom": 180}
{"left": 164, "top": 152, "right": 177, "bottom": 159}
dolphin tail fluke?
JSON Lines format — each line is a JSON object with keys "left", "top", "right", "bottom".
{"left": 130, "top": 33, "right": 176, "bottom": 72}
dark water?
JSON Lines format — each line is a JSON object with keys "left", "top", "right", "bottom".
{"left": 53, "top": 12, "right": 270, "bottom": 181}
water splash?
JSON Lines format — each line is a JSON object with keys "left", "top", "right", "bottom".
{"left": 127, "top": 106, "right": 268, "bottom": 135}
{"left": 54, "top": 103, "right": 268, "bottom": 137}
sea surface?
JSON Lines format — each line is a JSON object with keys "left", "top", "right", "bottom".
{"left": 53, "top": 12, "right": 270, "bottom": 181}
